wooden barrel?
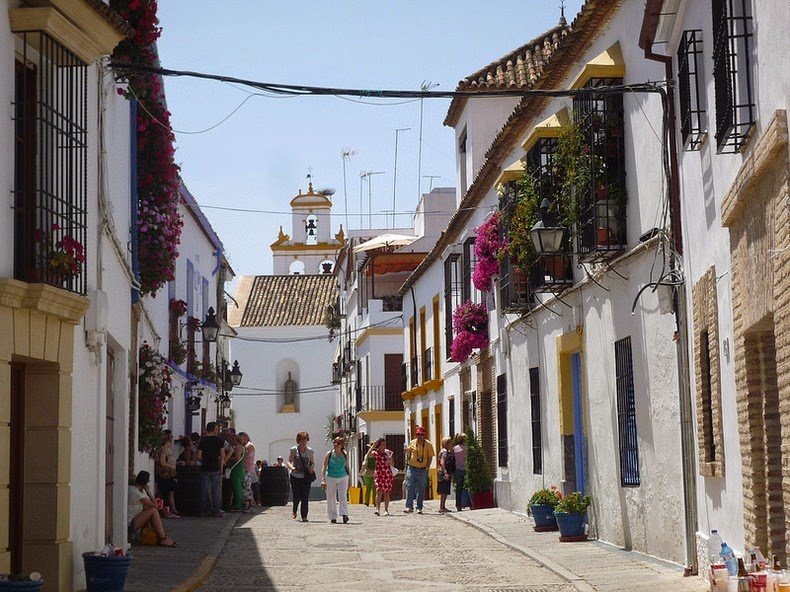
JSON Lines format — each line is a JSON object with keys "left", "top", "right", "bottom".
{"left": 175, "top": 466, "right": 203, "bottom": 516}
{"left": 259, "top": 466, "right": 290, "bottom": 506}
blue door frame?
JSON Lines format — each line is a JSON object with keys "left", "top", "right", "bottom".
{"left": 571, "top": 352, "right": 586, "bottom": 495}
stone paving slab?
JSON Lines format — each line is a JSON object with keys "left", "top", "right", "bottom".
{"left": 125, "top": 513, "right": 241, "bottom": 592}
{"left": 196, "top": 500, "right": 569, "bottom": 592}
{"left": 451, "top": 507, "right": 709, "bottom": 592}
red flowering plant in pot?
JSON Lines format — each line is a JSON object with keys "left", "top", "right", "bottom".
{"left": 138, "top": 342, "right": 173, "bottom": 455}
{"left": 450, "top": 301, "right": 489, "bottom": 362}
{"left": 169, "top": 298, "right": 187, "bottom": 318}
{"left": 112, "top": 0, "right": 183, "bottom": 295}
{"left": 472, "top": 212, "right": 503, "bottom": 292}
{"left": 34, "top": 223, "right": 86, "bottom": 284}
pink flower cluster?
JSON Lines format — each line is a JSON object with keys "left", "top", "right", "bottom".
{"left": 472, "top": 212, "right": 502, "bottom": 292}
{"left": 138, "top": 342, "right": 173, "bottom": 454}
{"left": 450, "top": 301, "right": 489, "bottom": 362}
{"left": 113, "top": 0, "right": 183, "bottom": 295}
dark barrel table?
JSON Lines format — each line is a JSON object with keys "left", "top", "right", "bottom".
{"left": 259, "top": 466, "right": 289, "bottom": 506}
{"left": 175, "top": 465, "right": 203, "bottom": 516}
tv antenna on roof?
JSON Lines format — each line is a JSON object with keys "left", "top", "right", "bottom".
{"left": 341, "top": 148, "right": 357, "bottom": 231}
{"left": 417, "top": 80, "right": 439, "bottom": 198}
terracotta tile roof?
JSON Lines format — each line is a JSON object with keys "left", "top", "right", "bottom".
{"left": 444, "top": 20, "right": 570, "bottom": 127}
{"left": 400, "top": 0, "right": 621, "bottom": 296}
{"left": 230, "top": 275, "right": 337, "bottom": 328}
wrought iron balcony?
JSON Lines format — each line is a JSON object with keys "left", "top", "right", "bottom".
{"left": 357, "top": 386, "right": 403, "bottom": 412}
{"left": 533, "top": 254, "right": 574, "bottom": 292}
{"left": 423, "top": 347, "right": 433, "bottom": 382}
{"left": 410, "top": 355, "right": 420, "bottom": 389}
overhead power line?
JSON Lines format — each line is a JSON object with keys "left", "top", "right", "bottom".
{"left": 111, "top": 62, "right": 666, "bottom": 101}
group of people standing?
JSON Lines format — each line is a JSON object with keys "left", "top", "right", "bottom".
{"left": 286, "top": 426, "right": 470, "bottom": 524}
{"left": 127, "top": 422, "right": 264, "bottom": 549}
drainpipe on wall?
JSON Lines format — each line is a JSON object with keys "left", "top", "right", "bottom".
{"left": 641, "top": 30, "right": 699, "bottom": 574}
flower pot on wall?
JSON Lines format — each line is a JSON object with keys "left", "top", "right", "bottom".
{"left": 530, "top": 503, "right": 558, "bottom": 531}
{"left": 471, "top": 491, "right": 495, "bottom": 510}
{"left": 554, "top": 511, "right": 587, "bottom": 541}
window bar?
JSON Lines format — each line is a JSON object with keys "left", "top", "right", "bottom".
{"left": 677, "top": 30, "right": 706, "bottom": 150}
{"left": 574, "top": 78, "right": 626, "bottom": 261}
{"left": 713, "top": 0, "right": 754, "bottom": 152}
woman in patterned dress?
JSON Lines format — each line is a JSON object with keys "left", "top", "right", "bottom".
{"left": 373, "top": 438, "right": 395, "bottom": 516}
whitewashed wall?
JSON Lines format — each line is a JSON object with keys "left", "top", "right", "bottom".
{"left": 231, "top": 325, "right": 336, "bottom": 475}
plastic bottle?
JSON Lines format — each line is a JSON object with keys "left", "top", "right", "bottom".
{"left": 721, "top": 542, "right": 738, "bottom": 576}
{"left": 709, "top": 530, "right": 724, "bottom": 562}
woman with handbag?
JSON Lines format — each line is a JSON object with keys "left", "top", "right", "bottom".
{"left": 437, "top": 437, "right": 454, "bottom": 513}
{"left": 287, "top": 431, "right": 315, "bottom": 522}
{"left": 372, "top": 438, "right": 395, "bottom": 516}
{"left": 223, "top": 431, "right": 246, "bottom": 513}
{"left": 320, "top": 436, "right": 351, "bottom": 524}
{"left": 360, "top": 442, "right": 377, "bottom": 506}
{"left": 156, "top": 430, "right": 180, "bottom": 517}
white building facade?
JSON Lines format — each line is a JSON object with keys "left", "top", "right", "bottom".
{"left": 401, "top": 2, "right": 693, "bottom": 566}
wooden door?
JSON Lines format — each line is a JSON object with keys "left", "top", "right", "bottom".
{"left": 10, "top": 362, "right": 25, "bottom": 573}
{"left": 383, "top": 354, "right": 403, "bottom": 410}
{"left": 105, "top": 349, "right": 115, "bottom": 544}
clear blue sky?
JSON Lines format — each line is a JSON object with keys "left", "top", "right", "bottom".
{"left": 156, "top": 1, "right": 583, "bottom": 276}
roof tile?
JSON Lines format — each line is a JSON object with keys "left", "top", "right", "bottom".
{"left": 232, "top": 275, "right": 336, "bottom": 328}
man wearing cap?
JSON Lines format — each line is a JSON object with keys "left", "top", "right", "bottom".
{"left": 403, "top": 426, "right": 434, "bottom": 514}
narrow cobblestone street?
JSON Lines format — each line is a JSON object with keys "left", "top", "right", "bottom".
{"left": 190, "top": 501, "right": 705, "bottom": 592}
{"left": 197, "top": 502, "right": 573, "bottom": 592}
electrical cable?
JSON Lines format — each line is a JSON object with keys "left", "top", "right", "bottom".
{"left": 219, "top": 315, "right": 402, "bottom": 344}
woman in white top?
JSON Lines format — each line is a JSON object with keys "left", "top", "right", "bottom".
{"left": 128, "top": 471, "right": 176, "bottom": 547}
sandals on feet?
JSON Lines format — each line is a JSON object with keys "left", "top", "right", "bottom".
{"left": 158, "top": 536, "right": 177, "bottom": 547}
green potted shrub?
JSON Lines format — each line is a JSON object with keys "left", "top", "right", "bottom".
{"left": 527, "top": 485, "right": 562, "bottom": 531}
{"left": 0, "top": 573, "right": 43, "bottom": 591}
{"left": 463, "top": 427, "right": 494, "bottom": 509}
{"left": 553, "top": 491, "right": 592, "bottom": 540}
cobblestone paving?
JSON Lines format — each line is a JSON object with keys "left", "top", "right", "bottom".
{"left": 196, "top": 501, "right": 576, "bottom": 592}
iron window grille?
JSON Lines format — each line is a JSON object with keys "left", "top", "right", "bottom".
{"left": 423, "top": 347, "right": 433, "bottom": 382}
{"left": 573, "top": 78, "right": 627, "bottom": 261}
{"left": 615, "top": 336, "right": 640, "bottom": 486}
{"left": 677, "top": 30, "right": 707, "bottom": 150}
{"left": 449, "top": 397, "right": 456, "bottom": 439}
{"left": 410, "top": 355, "right": 420, "bottom": 388}
{"left": 462, "top": 237, "right": 477, "bottom": 303}
{"left": 498, "top": 182, "right": 536, "bottom": 312}
{"left": 699, "top": 330, "right": 717, "bottom": 463}
{"left": 712, "top": 0, "right": 755, "bottom": 153}
{"left": 525, "top": 138, "right": 574, "bottom": 291}
{"left": 496, "top": 373, "right": 508, "bottom": 468}
{"left": 443, "top": 254, "right": 462, "bottom": 358}
{"left": 529, "top": 367, "right": 542, "bottom": 474}
{"left": 13, "top": 32, "right": 88, "bottom": 295}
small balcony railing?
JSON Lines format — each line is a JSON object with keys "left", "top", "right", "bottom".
{"left": 355, "top": 386, "right": 363, "bottom": 412}
{"left": 533, "top": 254, "right": 574, "bottom": 292}
{"left": 410, "top": 355, "right": 420, "bottom": 389}
{"left": 331, "top": 362, "right": 341, "bottom": 384}
{"left": 423, "top": 347, "right": 433, "bottom": 382}
{"left": 358, "top": 386, "right": 403, "bottom": 412}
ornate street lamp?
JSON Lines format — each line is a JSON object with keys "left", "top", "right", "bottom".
{"left": 201, "top": 307, "right": 219, "bottom": 343}
{"left": 222, "top": 361, "right": 234, "bottom": 392}
{"left": 529, "top": 198, "right": 565, "bottom": 255}
{"left": 230, "top": 360, "right": 243, "bottom": 386}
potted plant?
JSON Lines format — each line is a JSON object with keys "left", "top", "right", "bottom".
{"left": 168, "top": 339, "right": 187, "bottom": 365}
{"left": 463, "top": 427, "right": 494, "bottom": 509}
{"left": 528, "top": 485, "right": 562, "bottom": 531}
{"left": 0, "top": 573, "right": 43, "bottom": 591}
{"left": 82, "top": 549, "right": 132, "bottom": 592}
{"left": 553, "top": 491, "right": 592, "bottom": 540}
